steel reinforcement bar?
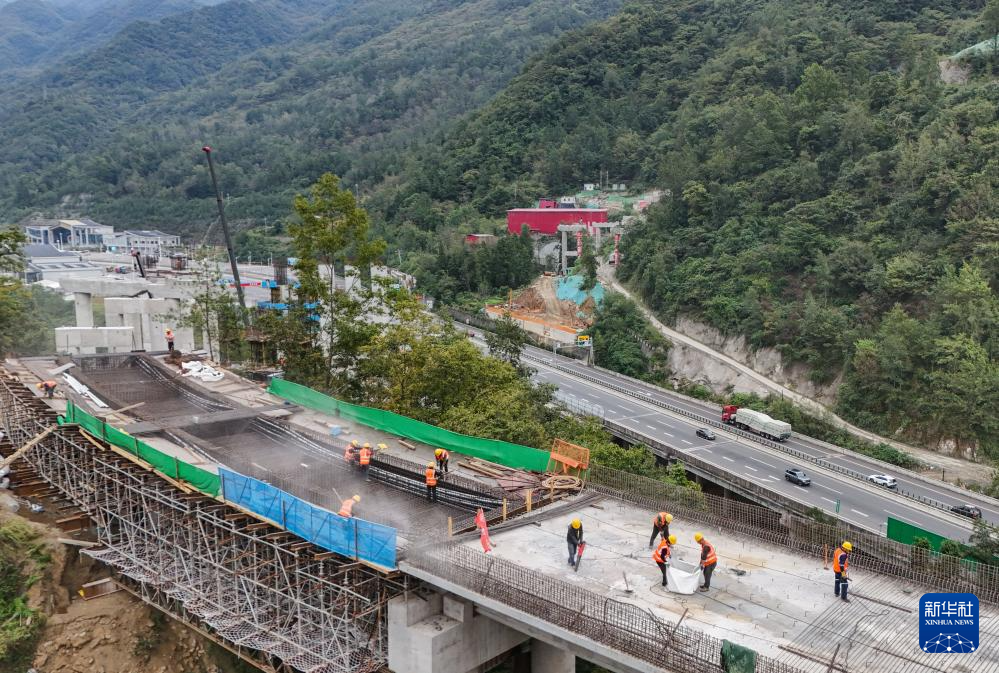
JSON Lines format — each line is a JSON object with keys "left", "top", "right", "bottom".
{"left": 405, "top": 543, "right": 806, "bottom": 673}
{"left": 588, "top": 463, "right": 999, "bottom": 604}
{"left": 0, "top": 372, "right": 404, "bottom": 673}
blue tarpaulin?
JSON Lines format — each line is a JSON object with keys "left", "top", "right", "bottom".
{"left": 220, "top": 468, "right": 397, "bottom": 569}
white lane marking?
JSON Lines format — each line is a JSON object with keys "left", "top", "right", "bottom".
{"left": 821, "top": 497, "right": 837, "bottom": 505}
{"left": 662, "top": 432, "right": 674, "bottom": 438}
{"left": 744, "top": 465, "right": 758, "bottom": 472}
{"left": 768, "top": 475, "right": 780, "bottom": 481}
{"left": 680, "top": 439, "right": 693, "bottom": 445}
{"left": 884, "top": 510, "right": 920, "bottom": 525}
{"left": 701, "top": 448, "right": 713, "bottom": 453}
{"left": 646, "top": 425, "right": 657, "bottom": 431}
{"left": 300, "top": 463, "right": 309, "bottom": 468}
{"left": 813, "top": 483, "right": 842, "bottom": 494}
{"left": 744, "top": 473, "right": 759, "bottom": 480}
{"left": 850, "top": 509, "right": 869, "bottom": 518}
{"left": 620, "top": 406, "right": 636, "bottom": 413}
{"left": 748, "top": 456, "right": 779, "bottom": 469}
{"left": 722, "top": 456, "right": 736, "bottom": 462}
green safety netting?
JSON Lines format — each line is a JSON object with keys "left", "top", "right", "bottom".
{"left": 886, "top": 517, "right": 948, "bottom": 551}
{"left": 63, "top": 402, "right": 221, "bottom": 496}
{"left": 720, "top": 640, "right": 757, "bottom": 673}
{"left": 268, "top": 378, "right": 552, "bottom": 472}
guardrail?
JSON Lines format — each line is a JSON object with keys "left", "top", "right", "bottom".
{"left": 524, "top": 351, "right": 964, "bottom": 518}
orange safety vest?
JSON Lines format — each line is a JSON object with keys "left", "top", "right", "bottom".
{"left": 338, "top": 499, "right": 355, "bottom": 517}
{"left": 654, "top": 512, "right": 669, "bottom": 527}
{"left": 700, "top": 540, "right": 717, "bottom": 566}
{"left": 833, "top": 547, "right": 849, "bottom": 573}
{"left": 344, "top": 445, "right": 355, "bottom": 462}
{"left": 653, "top": 540, "right": 671, "bottom": 564}
{"left": 165, "top": 330, "right": 174, "bottom": 342}
{"left": 425, "top": 467, "right": 437, "bottom": 487}
{"left": 359, "top": 447, "right": 371, "bottom": 466}
{"left": 42, "top": 380, "right": 57, "bottom": 389}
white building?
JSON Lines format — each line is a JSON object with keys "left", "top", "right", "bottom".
{"left": 23, "top": 219, "right": 113, "bottom": 249}
{"left": 19, "top": 244, "right": 104, "bottom": 283}
{"left": 104, "top": 230, "right": 181, "bottom": 257}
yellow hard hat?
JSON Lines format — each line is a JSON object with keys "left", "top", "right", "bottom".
{"left": 694, "top": 532, "right": 704, "bottom": 542}
{"left": 668, "top": 534, "right": 677, "bottom": 544}
{"left": 351, "top": 440, "right": 360, "bottom": 447}
{"left": 571, "top": 519, "right": 581, "bottom": 529}
{"left": 665, "top": 513, "right": 673, "bottom": 523}
{"left": 435, "top": 449, "right": 443, "bottom": 457}
{"left": 427, "top": 462, "right": 435, "bottom": 468}
{"left": 363, "top": 443, "right": 371, "bottom": 448}
{"left": 352, "top": 495, "right": 361, "bottom": 502}
{"left": 842, "top": 541, "right": 853, "bottom": 552}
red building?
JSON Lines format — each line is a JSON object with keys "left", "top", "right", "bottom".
{"left": 507, "top": 208, "right": 608, "bottom": 235}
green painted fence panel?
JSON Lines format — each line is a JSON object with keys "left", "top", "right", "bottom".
{"left": 64, "top": 402, "right": 221, "bottom": 497}
{"left": 887, "top": 517, "right": 948, "bottom": 551}
{"left": 268, "top": 378, "right": 552, "bottom": 472}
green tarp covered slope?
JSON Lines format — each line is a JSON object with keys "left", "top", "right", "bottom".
{"left": 268, "top": 378, "right": 552, "bottom": 472}
{"left": 62, "top": 402, "right": 221, "bottom": 496}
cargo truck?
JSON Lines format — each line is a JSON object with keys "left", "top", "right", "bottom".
{"left": 721, "top": 405, "right": 792, "bottom": 441}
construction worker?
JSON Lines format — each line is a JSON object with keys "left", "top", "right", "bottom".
{"left": 694, "top": 532, "right": 717, "bottom": 592}
{"left": 359, "top": 443, "right": 372, "bottom": 480}
{"left": 649, "top": 511, "right": 673, "bottom": 548}
{"left": 36, "top": 381, "right": 57, "bottom": 399}
{"left": 434, "top": 448, "right": 450, "bottom": 474}
{"left": 425, "top": 462, "right": 439, "bottom": 502}
{"left": 567, "top": 519, "right": 583, "bottom": 566}
{"left": 338, "top": 494, "right": 361, "bottom": 518}
{"left": 165, "top": 328, "right": 175, "bottom": 352}
{"left": 344, "top": 441, "right": 357, "bottom": 466}
{"left": 653, "top": 534, "right": 677, "bottom": 587}
{"left": 833, "top": 541, "right": 852, "bottom": 602}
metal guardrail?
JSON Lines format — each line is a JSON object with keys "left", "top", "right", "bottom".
{"left": 530, "top": 349, "right": 999, "bottom": 512}
{"left": 523, "top": 352, "right": 962, "bottom": 517}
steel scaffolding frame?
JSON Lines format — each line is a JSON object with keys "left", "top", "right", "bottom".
{"left": 0, "top": 371, "right": 404, "bottom": 673}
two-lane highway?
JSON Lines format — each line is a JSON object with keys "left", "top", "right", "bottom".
{"left": 518, "top": 343, "right": 999, "bottom": 525}
{"left": 489, "top": 342, "right": 977, "bottom": 540}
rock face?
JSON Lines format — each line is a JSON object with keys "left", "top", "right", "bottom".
{"left": 668, "top": 315, "right": 842, "bottom": 405}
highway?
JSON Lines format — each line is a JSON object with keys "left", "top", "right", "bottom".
{"left": 503, "top": 342, "right": 982, "bottom": 540}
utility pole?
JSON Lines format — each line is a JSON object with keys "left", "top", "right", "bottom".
{"left": 202, "top": 146, "right": 248, "bottom": 326}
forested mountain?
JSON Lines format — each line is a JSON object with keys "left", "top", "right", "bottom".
{"left": 0, "top": 0, "right": 214, "bottom": 81}
{"left": 388, "top": 0, "right": 998, "bottom": 453}
{"left": 0, "top": 0, "right": 622, "bottom": 231}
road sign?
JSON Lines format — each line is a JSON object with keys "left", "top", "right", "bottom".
{"left": 576, "top": 335, "right": 591, "bottom": 347}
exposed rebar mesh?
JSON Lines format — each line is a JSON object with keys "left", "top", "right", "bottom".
{"left": 589, "top": 464, "right": 999, "bottom": 603}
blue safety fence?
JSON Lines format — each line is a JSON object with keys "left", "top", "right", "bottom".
{"left": 220, "top": 468, "right": 397, "bottom": 570}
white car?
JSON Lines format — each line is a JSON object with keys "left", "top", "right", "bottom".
{"left": 868, "top": 474, "right": 897, "bottom": 490}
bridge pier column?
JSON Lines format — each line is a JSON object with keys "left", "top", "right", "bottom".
{"left": 531, "top": 639, "right": 574, "bottom": 673}
{"left": 388, "top": 591, "right": 529, "bottom": 673}
{"left": 74, "top": 292, "right": 94, "bottom": 328}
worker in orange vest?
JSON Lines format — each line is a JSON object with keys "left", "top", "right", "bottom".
{"left": 649, "top": 511, "right": 673, "bottom": 548}
{"left": 425, "top": 462, "right": 439, "bottom": 502}
{"left": 434, "top": 448, "right": 449, "bottom": 473}
{"left": 36, "top": 380, "right": 57, "bottom": 399}
{"left": 338, "top": 494, "right": 360, "bottom": 518}
{"left": 165, "top": 328, "right": 175, "bottom": 352}
{"left": 653, "top": 534, "right": 677, "bottom": 587}
{"left": 833, "top": 541, "right": 852, "bottom": 602}
{"left": 344, "top": 440, "right": 358, "bottom": 466}
{"left": 694, "top": 532, "right": 717, "bottom": 591}
{"left": 359, "top": 443, "right": 372, "bottom": 480}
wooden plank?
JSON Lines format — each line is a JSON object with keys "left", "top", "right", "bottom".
{"left": 1, "top": 425, "right": 57, "bottom": 469}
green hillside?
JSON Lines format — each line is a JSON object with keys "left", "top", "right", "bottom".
{"left": 387, "top": 0, "right": 999, "bottom": 455}
{"left": 0, "top": 0, "right": 621, "bottom": 232}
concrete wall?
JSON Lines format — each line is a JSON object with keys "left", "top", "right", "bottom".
{"left": 104, "top": 297, "right": 192, "bottom": 352}
{"left": 389, "top": 592, "right": 533, "bottom": 673}
{"left": 55, "top": 327, "right": 134, "bottom": 355}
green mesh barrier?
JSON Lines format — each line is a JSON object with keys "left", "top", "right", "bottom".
{"left": 268, "top": 378, "right": 551, "bottom": 472}
{"left": 886, "top": 517, "right": 949, "bottom": 551}
{"left": 64, "top": 402, "right": 221, "bottom": 496}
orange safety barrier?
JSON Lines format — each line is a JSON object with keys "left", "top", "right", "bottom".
{"left": 547, "top": 438, "right": 590, "bottom": 483}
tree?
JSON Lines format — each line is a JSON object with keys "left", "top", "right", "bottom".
{"left": 179, "top": 252, "right": 247, "bottom": 363}
{"left": 575, "top": 235, "right": 598, "bottom": 291}
{"left": 967, "top": 519, "right": 999, "bottom": 566}
{"left": 269, "top": 173, "right": 386, "bottom": 393}
{"left": 485, "top": 313, "right": 530, "bottom": 371}
{"left": 984, "top": 0, "right": 999, "bottom": 60}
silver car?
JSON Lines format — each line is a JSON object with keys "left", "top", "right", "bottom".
{"left": 868, "top": 474, "right": 897, "bottom": 490}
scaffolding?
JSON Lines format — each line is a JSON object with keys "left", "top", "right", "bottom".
{"left": 0, "top": 370, "right": 405, "bottom": 673}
